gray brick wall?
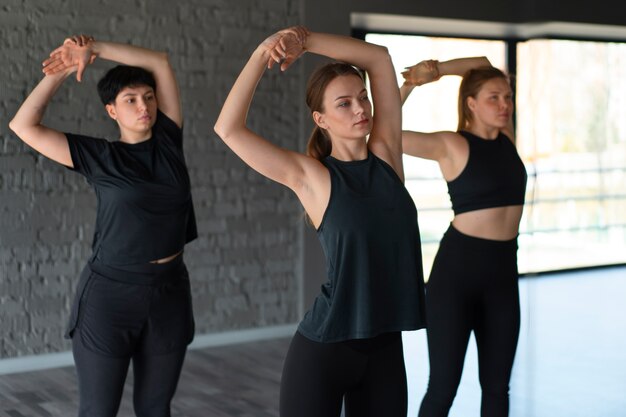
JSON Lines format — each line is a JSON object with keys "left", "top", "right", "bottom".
{"left": 1, "top": 0, "right": 304, "bottom": 358}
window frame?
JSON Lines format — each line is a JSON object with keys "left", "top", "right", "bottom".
{"left": 353, "top": 25, "right": 626, "bottom": 276}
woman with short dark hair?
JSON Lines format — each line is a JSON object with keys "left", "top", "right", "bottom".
{"left": 10, "top": 35, "right": 196, "bottom": 417}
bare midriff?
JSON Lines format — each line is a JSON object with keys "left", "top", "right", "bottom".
{"left": 150, "top": 249, "right": 183, "bottom": 264}
{"left": 452, "top": 205, "right": 523, "bottom": 241}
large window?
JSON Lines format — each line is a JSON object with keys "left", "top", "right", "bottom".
{"left": 364, "top": 32, "right": 626, "bottom": 276}
{"left": 516, "top": 39, "right": 626, "bottom": 273}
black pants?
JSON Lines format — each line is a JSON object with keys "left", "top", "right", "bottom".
{"left": 419, "top": 225, "right": 520, "bottom": 417}
{"left": 68, "top": 256, "right": 194, "bottom": 417}
{"left": 280, "top": 331, "right": 407, "bottom": 417}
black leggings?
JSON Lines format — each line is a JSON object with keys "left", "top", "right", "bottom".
{"left": 69, "top": 256, "right": 194, "bottom": 417}
{"left": 280, "top": 331, "right": 407, "bottom": 417}
{"left": 419, "top": 225, "right": 520, "bottom": 417}
{"left": 73, "top": 333, "right": 187, "bottom": 417}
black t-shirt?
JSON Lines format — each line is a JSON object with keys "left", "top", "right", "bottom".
{"left": 66, "top": 110, "right": 197, "bottom": 265}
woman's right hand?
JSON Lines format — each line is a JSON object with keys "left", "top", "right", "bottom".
{"left": 401, "top": 59, "right": 440, "bottom": 86}
{"left": 260, "top": 26, "right": 309, "bottom": 71}
{"left": 42, "top": 35, "right": 97, "bottom": 82}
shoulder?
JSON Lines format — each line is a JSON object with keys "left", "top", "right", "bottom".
{"left": 370, "top": 152, "right": 404, "bottom": 182}
{"left": 155, "top": 109, "right": 181, "bottom": 130}
{"left": 500, "top": 129, "right": 516, "bottom": 145}
{"left": 367, "top": 141, "right": 404, "bottom": 181}
{"left": 438, "top": 130, "right": 468, "bottom": 152}
{"left": 65, "top": 132, "right": 111, "bottom": 152}
{"left": 440, "top": 131, "right": 470, "bottom": 164}
{"left": 153, "top": 110, "right": 183, "bottom": 147}
{"left": 279, "top": 150, "right": 330, "bottom": 199}
{"left": 454, "top": 130, "right": 472, "bottom": 141}
{"left": 64, "top": 132, "right": 112, "bottom": 176}
{"left": 450, "top": 130, "right": 476, "bottom": 147}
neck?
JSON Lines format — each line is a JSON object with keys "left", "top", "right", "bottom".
{"left": 467, "top": 125, "right": 499, "bottom": 140}
{"left": 119, "top": 128, "right": 152, "bottom": 144}
{"left": 329, "top": 138, "right": 368, "bottom": 161}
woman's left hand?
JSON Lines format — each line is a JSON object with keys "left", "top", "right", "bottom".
{"left": 262, "top": 26, "right": 309, "bottom": 71}
{"left": 42, "top": 35, "right": 97, "bottom": 82}
{"left": 402, "top": 59, "right": 440, "bottom": 86}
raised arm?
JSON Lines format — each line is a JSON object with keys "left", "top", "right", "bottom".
{"left": 401, "top": 57, "right": 492, "bottom": 161}
{"left": 214, "top": 27, "right": 337, "bottom": 228}
{"left": 44, "top": 36, "right": 182, "bottom": 127}
{"left": 213, "top": 27, "right": 317, "bottom": 187}
{"left": 400, "top": 59, "right": 440, "bottom": 105}
{"left": 9, "top": 69, "right": 76, "bottom": 167}
{"left": 214, "top": 27, "right": 404, "bottom": 182}
{"left": 401, "top": 56, "right": 491, "bottom": 103}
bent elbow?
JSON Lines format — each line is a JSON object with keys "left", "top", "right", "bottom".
{"left": 156, "top": 50, "right": 169, "bottom": 65}
{"left": 372, "top": 44, "right": 391, "bottom": 60}
{"left": 379, "top": 47, "right": 393, "bottom": 65}
{"left": 213, "top": 122, "right": 226, "bottom": 139}
{"left": 213, "top": 121, "right": 236, "bottom": 142}
{"left": 8, "top": 118, "right": 22, "bottom": 137}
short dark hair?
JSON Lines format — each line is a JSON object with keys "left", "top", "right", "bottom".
{"left": 96, "top": 65, "right": 157, "bottom": 105}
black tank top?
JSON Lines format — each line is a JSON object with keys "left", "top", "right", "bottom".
{"left": 297, "top": 152, "right": 427, "bottom": 342}
{"left": 447, "top": 131, "right": 527, "bottom": 215}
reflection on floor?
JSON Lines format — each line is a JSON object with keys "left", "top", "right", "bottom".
{"left": 1, "top": 266, "right": 624, "bottom": 416}
{"left": 404, "top": 265, "right": 626, "bottom": 417}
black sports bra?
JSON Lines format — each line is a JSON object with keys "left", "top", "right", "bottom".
{"left": 447, "top": 130, "right": 527, "bottom": 215}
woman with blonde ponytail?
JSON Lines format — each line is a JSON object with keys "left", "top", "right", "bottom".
{"left": 401, "top": 57, "right": 527, "bottom": 417}
{"left": 215, "top": 26, "right": 426, "bottom": 417}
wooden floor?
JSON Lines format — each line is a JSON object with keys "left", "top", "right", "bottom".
{"left": 0, "top": 337, "right": 291, "bottom": 417}
{"left": 1, "top": 266, "right": 625, "bottom": 417}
